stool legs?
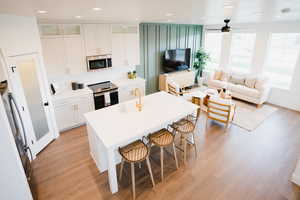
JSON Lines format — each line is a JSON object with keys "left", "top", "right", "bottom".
{"left": 192, "top": 132, "right": 197, "bottom": 158}
{"left": 119, "top": 158, "right": 125, "bottom": 180}
{"left": 146, "top": 157, "right": 155, "bottom": 187}
{"left": 131, "top": 163, "right": 136, "bottom": 200}
{"left": 183, "top": 135, "right": 187, "bottom": 164}
{"left": 160, "top": 147, "right": 164, "bottom": 181}
{"left": 172, "top": 142, "right": 179, "bottom": 169}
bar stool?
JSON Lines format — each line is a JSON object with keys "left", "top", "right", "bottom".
{"left": 148, "top": 128, "right": 178, "bottom": 181}
{"left": 119, "top": 139, "right": 155, "bottom": 200}
{"left": 171, "top": 115, "right": 198, "bottom": 163}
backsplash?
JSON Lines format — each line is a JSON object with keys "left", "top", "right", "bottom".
{"left": 49, "top": 65, "right": 136, "bottom": 91}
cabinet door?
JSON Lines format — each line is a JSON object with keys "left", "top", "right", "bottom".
{"left": 55, "top": 104, "right": 77, "bottom": 131}
{"left": 97, "top": 24, "right": 112, "bottom": 55}
{"left": 125, "top": 33, "right": 140, "bottom": 66}
{"left": 41, "top": 37, "right": 67, "bottom": 78}
{"left": 83, "top": 24, "right": 98, "bottom": 56}
{"left": 77, "top": 97, "right": 94, "bottom": 124}
{"left": 112, "top": 33, "right": 127, "bottom": 66}
{"left": 64, "top": 36, "right": 86, "bottom": 75}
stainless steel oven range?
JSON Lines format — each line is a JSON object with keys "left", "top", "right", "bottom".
{"left": 88, "top": 81, "right": 119, "bottom": 110}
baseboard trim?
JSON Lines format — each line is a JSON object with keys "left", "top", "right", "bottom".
{"left": 291, "top": 173, "right": 300, "bottom": 186}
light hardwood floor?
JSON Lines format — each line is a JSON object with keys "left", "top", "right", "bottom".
{"left": 32, "top": 107, "right": 300, "bottom": 200}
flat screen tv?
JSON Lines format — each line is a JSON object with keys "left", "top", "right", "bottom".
{"left": 163, "top": 48, "right": 191, "bottom": 72}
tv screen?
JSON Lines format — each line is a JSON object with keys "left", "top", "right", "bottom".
{"left": 163, "top": 48, "right": 191, "bottom": 72}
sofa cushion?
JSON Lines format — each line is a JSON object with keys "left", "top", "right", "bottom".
{"left": 208, "top": 79, "right": 227, "bottom": 89}
{"left": 228, "top": 75, "right": 245, "bottom": 85}
{"left": 213, "top": 70, "right": 223, "bottom": 80}
{"left": 228, "top": 83, "right": 260, "bottom": 98}
{"left": 220, "top": 71, "right": 229, "bottom": 81}
{"left": 255, "top": 77, "right": 267, "bottom": 90}
{"left": 245, "top": 77, "right": 257, "bottom": 88}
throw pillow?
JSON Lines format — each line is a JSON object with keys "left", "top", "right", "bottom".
{"left": 255, "top": 78, "right": 266, "bottom": 90}
{"left": 229, "top": 75, "right": 245, "bottom": 85}
{"left": 213, "top": 70, "right": 223, "bottom": 80}
{"left": 245, "top": 77, "right": 257, "bottom": 88}
{"left": 220, "top": 71, "right": 229, "bottom": 81}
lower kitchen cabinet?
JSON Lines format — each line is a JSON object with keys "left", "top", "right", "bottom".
{"left": 53, "top": 92, "right": 94, "bottom": 132}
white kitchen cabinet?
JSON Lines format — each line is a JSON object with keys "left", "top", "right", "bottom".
{"left": 53, "top": 90, "right": 94, "bottom": 131}
{"left": 83, "top": 24, "right": 112, "bottom": 56}
{"left": 41, "top": 37, "right": 67, "bottom": 77}
{"left": 41, "top": 35, "right": 86, "bottom": 78}
{"left": 55, "top": 104, "right": 77, "bottom": 131}
{"left": 112, "top": 24, "right": 140, "bottom": 67}
{"left": 39, "top": 24, "right": 81, "bottom": 37}
{"left": 64, "top": 36, "right": 86, "bottom": 75}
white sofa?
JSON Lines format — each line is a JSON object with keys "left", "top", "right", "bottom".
{"left": 207, "top": 70, "right": 271, "bottom": 106}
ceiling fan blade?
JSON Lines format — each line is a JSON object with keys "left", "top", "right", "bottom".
{"left": 206, "top": 28, "right": 221, "bottom": 31}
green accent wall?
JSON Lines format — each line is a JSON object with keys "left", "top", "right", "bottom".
{"left": 138, "top": 23, "right": 203, "bottom": 94}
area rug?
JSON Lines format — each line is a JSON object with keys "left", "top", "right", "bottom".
{"left": 232, "top": 100, "right": 278, "bottom": 132}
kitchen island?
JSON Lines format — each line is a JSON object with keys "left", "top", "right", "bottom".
{"left": 84, "top": 91, "right": 199, "bottom": 194}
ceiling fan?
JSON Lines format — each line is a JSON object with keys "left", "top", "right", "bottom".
{"left": 207, "top": 19, "right": 231, "bottom": 32}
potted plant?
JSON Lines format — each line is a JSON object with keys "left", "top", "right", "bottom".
{"left": 193, "top": 48, "right": 210, "bottom": 84}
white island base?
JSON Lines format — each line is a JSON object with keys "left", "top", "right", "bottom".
{"left": 85, "top": 92, "right": 199, "bottom": 194}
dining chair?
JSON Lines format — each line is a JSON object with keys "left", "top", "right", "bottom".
{"left": 205, "top": 96, "right": 236, "bottom": 131}
{"left": 119, "top": 139, "right": 155, "bottom": 200}
{"left": 148, "top": 127, "right": 179, "bottom": 181}
{"left": 167, "top": 80, "right": 189, "bottom": 97}
{"left": 171, "top": 115, "right": 198, "bottom": 164}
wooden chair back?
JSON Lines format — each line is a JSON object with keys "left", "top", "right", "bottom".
{"left": 167, "top": 83, "right": 180, "bottom": 96}
{"left": 207, "top": 97, "right": 235, "bottom": 125}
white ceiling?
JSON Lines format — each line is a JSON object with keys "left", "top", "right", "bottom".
{"left": 0, "top": 0, "right": 300, "bottom": 25}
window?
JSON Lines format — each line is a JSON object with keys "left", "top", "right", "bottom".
{"left": 204, "top": 32, "right": 222, "bottom": 71}
{"left": 264, "top": 33, "right": 300, "bottom": 89}
{"left": 229, "top": 33, "right": 256, "bottom": 73}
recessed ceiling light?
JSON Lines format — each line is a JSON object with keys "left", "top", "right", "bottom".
{"left": 224, "top": 5, "right": 234, "bottom": 9}
{"left": 165, "top": 13, "right": 174, "bottom": 17}
{"left": 135, "top": 18, "right": 139, "bottom": 21}
{"left": 75, "top": 15, "right": 82, "bottom": 18}
{"left": 37, "top": 10, "right": 47, "bottom": 14}
{"left": 93, "top": 7, "right": 102, "bottom": 11}
{"left": 167, "top": 19, "right": 172, "bottom": 22}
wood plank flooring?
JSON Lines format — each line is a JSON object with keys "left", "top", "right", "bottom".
{"left": 32, "top": 107, "right": 300, "bottom": 200}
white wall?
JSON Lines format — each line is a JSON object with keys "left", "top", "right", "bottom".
{"left": 205, "top": 21, "right": 300, "bottom": 111}
{"left": 0, "top": 14, "right": 42, "bottom": 56}
{"left": 0, "top": 97, "right": 33, "bottom": 200}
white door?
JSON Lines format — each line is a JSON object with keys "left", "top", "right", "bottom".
{"left": 5, "top": 53, "right": 58, "bottom": 155}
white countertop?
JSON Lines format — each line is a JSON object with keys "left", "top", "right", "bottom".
{"left": 84, "top": 91, "right": 199, "bottom": 148}
{"left": 51, "top": 87, "right": 93, "bottom": 101}
{"left": 51, "top": 77, "right": 145, "bottom": 101}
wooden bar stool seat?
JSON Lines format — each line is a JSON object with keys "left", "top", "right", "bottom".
{"left": 119, "top": 140, "right": 155, "bottom": 200}
{"left": 148, "top": 128, "right": 178, "bottom": 181}
{"left": 171, "top": 116, "right": 198, "bottom": 164}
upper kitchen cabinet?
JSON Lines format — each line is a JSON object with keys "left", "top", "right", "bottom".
{"left": 39, "top": 24, "right": 86, "bottom": 78}
{"left": 111, "top": 24, "right": 140, "bottom": 67}
{"left": 83, "top": 24, "right": 112, "bottom": 56}
{"left": 39, "top": 24, "right": 81, "bottom": 37}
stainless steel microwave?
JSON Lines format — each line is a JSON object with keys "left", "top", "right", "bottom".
{"left": 86, "top": 54, "right": 112, "bottom": 71}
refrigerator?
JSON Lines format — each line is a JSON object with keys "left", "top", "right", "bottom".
{"left": 0, "top": 80, "right": 36, "bottom": 198}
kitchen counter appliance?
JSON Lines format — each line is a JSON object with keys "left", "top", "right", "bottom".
{"left": 88, "top": 81, "right": 119, "bottom": 110}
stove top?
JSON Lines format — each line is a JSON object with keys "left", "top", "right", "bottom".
{"left": 88, "top": 81, "right": 118, "bottom": 94}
